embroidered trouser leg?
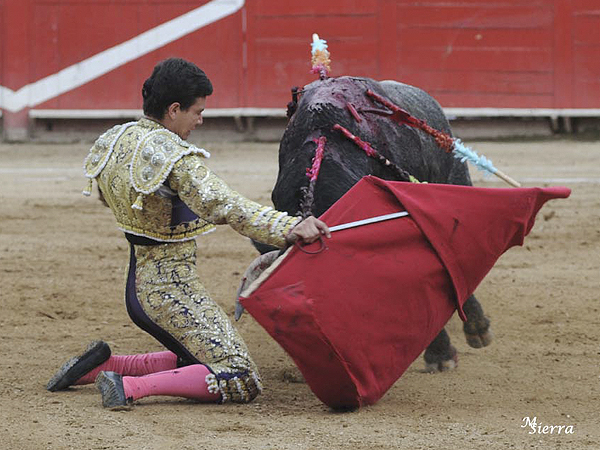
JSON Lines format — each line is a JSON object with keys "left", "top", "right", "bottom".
{"left": 125, "top": 241, "right": 262, "bottom": 403}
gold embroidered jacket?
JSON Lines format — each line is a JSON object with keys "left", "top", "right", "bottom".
{"left": 83, "top": 118, "right": 300, "bottom": 246}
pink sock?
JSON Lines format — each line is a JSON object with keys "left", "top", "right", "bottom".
{"left": 75, "top": 351, "right": 178, "bottom": 385}
{"left": 122, "top": 364, "right": 221, "bottom": 402}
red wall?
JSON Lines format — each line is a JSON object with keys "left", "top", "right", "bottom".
{"left": 1, "top": 0, "right": 599, "bottom": 129}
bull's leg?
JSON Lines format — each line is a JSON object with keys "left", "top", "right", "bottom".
{"left": 424, "top": 329, "right": 458, "bottom": 372}
{"left": 462, "top": 294, "right": 493, "bottom": 348}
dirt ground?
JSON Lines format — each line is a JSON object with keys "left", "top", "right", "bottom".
{"left": 0, "top": 136, "right": 598, "bottom": 450}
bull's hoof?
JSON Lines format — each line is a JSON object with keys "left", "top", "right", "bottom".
{"left": 463, "top": 316, "right": 493, "bottom": 348}
{"left": 423, "top": 345, "right": 458, "bottom": 373}
{"left": 464, "top": 328, "right": 494, "bottom": 349}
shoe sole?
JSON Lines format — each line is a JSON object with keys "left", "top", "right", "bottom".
{"left": 95, "top": 372, "right": 130, "bottom": 410}
{"left": 46, "top": 341, "right": 111, "bottom": 392}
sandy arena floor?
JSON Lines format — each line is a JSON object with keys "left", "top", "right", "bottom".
{"left": 0, "top": 137, "right": 598, "bottom": 450}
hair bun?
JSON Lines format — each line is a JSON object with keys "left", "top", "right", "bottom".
{"left": 142, "top": 78, "right": 154, "bottom": 99}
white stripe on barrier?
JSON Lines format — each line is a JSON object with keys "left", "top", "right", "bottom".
{"left": 23, "top": 107, "right": 599, "bottom": 120}
{"left": 28, "top": 107, "right": 286, "bottom": 119}
{"left": 444, "top": 108, "right": 600, "bottom": 118}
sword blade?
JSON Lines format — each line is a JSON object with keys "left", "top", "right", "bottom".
{"left": 329, "top": 211, "right": 409, "bottom": 232}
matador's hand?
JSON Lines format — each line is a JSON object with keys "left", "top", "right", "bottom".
{"left": 286, "top": 216, "right": 331, "bottom": 244}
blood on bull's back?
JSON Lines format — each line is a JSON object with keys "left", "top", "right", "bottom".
{"left": 272, "top": 76, "right": 472, "bottom": 218}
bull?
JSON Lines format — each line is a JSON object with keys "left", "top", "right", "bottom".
{"left": 251, "top": 76, "right": 492, "bottom": 372}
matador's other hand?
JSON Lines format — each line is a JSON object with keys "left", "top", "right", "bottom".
{"left": 286, "top": 216, "right": 331, "bottom": 244}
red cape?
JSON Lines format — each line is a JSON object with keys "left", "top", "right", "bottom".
{"left": 240, "top": 177, "right": 570, "bottom": 409}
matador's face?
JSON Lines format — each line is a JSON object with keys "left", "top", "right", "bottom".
{"left": 169, "top": 96, "right": 206, "bottom": 140}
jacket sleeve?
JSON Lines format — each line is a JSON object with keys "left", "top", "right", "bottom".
{"left": 168, "top": 154, "right": 301, "bottom": 248}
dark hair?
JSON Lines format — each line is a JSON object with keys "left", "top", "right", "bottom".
{"left": 142, "top": 58, "right": 213, "bottom": 119}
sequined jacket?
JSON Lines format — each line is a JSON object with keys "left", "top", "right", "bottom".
{"left": 83, "top": 118, "right": 300, "bottom": 247}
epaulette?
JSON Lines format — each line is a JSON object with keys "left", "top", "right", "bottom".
{"left": 82, "top": 121, "right": 137, "bottom": 196}
{"left": 128, "top": 128, "right": 211, "bottom": 210}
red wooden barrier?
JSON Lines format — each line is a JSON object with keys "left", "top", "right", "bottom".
{"left": 1, "top": 0, "right": 599, "bottom": 138}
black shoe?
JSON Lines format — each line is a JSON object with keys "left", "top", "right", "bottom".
{"left": 46, "top": 340, "right": 111, "bottom": 392}
{"left": 95, "top": 371, "right": 131, "bottom": 409}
